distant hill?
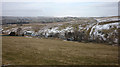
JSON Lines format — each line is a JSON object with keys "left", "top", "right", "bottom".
{"left": 2, "top": 16, "right": 97, "bottom": 25}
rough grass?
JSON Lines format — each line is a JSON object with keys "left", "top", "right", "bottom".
{"left": 58, "top": 23, "right": 71, "bottom": 30}
{"left": 72, "top": 24, "right": 79, "bottom": 30}
{"left": 98, "top": 21, "right": 119, "bottom": 25}
{"left": 0, "top": 36, "right": 2, "bottom": 65}
{"left": 2, "top": 36, "right": 118, "bottom": 65}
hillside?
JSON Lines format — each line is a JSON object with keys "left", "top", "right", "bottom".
{"left": 2, "top": 16, "right": 82, "bottom": 24}
{"left": 2, "top": 16, "right": 120, "bottom": 45}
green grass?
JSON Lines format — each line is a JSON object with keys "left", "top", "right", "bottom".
{"left": 2, "top": 36, "right": 118, "bottom": 65}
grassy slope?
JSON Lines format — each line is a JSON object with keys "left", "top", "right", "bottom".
{"left": 0, "top": 36, "right": 2, "bottom": 65}
{"left": 2, "top": 36, "right": 118, "bottom": 65}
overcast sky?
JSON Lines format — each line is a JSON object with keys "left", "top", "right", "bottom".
{"left": 2, "top": 2, "right": 118, "bottom": 17}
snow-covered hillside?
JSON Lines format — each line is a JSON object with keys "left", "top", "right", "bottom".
{"left": 2, "top": 16, "right": 120, "bottom": 45}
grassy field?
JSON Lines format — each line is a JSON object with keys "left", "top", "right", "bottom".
{"left": 2, "top": 36, "right": 118, "bottom": 65}
{"left": 0, "top": 36, "right": 2, "bottom": 65}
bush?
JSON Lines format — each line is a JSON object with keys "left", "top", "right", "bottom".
{"left": 9, "top": 32, "right": 16, "bottom": 36}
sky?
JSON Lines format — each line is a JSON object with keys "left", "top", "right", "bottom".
{"left": 2, "top": 0, "right": 119, "bottom": 2}
{"left": 2, "top": 2, "right": 119, "bottom": 17}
